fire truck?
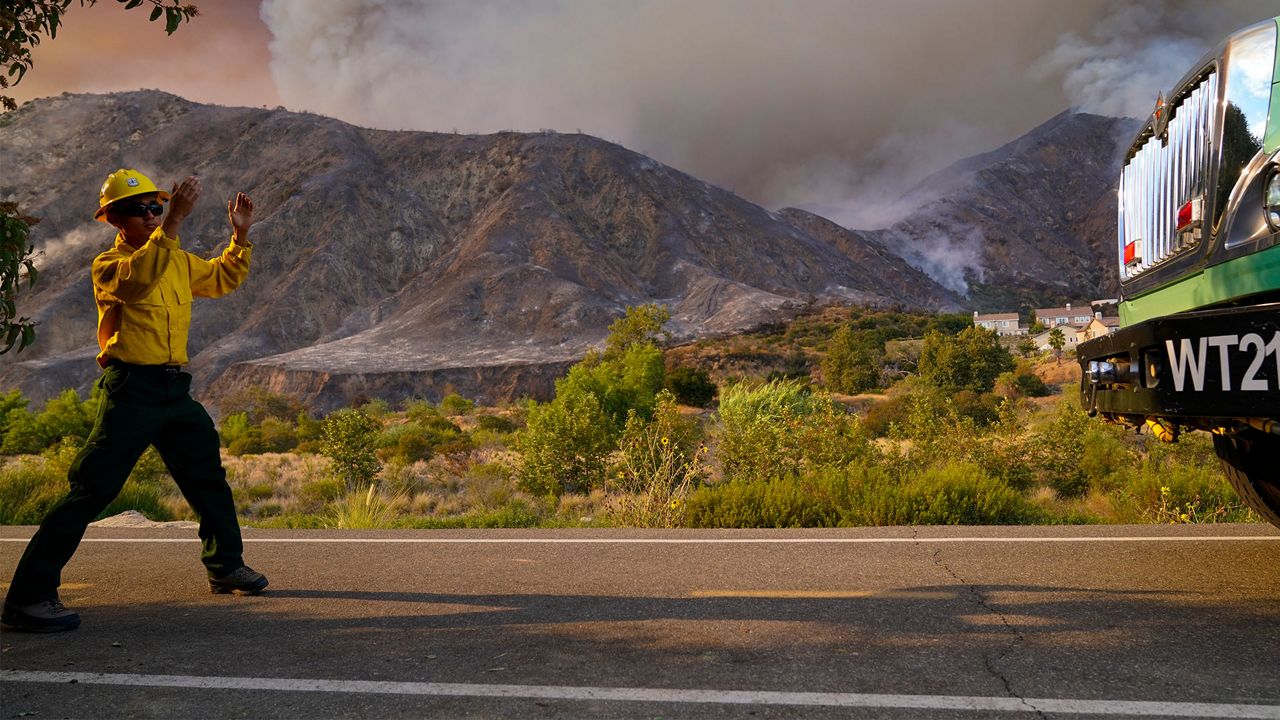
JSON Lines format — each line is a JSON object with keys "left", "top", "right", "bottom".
{"left": 1077, "top": 17, "right": 1280, "bottom": 527}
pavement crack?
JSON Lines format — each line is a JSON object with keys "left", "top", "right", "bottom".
{"left": 923, "top": 532, "right": 1048, "bottom": 720}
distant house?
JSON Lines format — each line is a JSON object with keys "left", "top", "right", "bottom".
{"left": 1034, "top": 303, "right": 1096, "bottom": 328}
{"left": 973, "top": 311, "right": 1025, "bottom": 336}
{"left": 1079, "top": 315, "right": 1121, "bottom": 342}
{"left": 1033, "top": 324, "right": 1081, "bottom": 352}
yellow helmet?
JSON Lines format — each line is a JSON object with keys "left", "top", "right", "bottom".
{"left": 94, "top": 169, "right": 170, "bottom": 222}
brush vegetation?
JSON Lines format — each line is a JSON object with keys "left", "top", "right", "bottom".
{"left": 0, "top": 304, "right": 1258, "bottom": 527}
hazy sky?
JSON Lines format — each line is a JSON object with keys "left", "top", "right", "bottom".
{"left": 11, "top": 0, "right": 1280, "bottom": 228}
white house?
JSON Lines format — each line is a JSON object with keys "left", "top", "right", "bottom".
{"left": 973, "top": 312, "right": 1025, "bottom": 336}
{"left": 1034, "top": 303, "right": 1096, "bottom": 328}
{"left": 1033, "top": 324, "right": 1081, "bottom": 352}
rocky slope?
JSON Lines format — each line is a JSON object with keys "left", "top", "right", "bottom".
{"left": 863, "top": 111, "right": 1140, "bottom": 309}
{"left": 1, "top": 91, "right": 967, "bottom": 410}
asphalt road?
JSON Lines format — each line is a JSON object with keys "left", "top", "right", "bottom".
{"left": 2, "top": 524, "right": 1279, "bottom": 719}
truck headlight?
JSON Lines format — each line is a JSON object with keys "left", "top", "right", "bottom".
{"left": 1266, "top": 170, "right": 1280, "bottom": 231}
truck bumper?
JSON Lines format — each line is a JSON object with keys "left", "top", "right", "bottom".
{"left": 1079, "top": 301, "right": 1280, "bottom": 422}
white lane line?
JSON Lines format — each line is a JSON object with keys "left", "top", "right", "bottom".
{"left": 3, "top": 670, "right": 1278, "bottom": 717}
{"left": 2, "top": 536, "right": 1279, "bottom": 544}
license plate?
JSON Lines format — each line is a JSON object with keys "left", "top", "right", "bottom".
{"left": 1165, "top": 331, "right": 1280, "bottom": 392}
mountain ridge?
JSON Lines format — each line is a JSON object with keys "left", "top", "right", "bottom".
{"left": 0, "top": 91, "right": 1133, "bottom": 410}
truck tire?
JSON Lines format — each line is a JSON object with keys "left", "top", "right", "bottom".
{"left": 1212, "top": 430, "right": 1280, "bottom": 529}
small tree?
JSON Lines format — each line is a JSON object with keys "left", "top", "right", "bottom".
{"left": 918, "top": 326, "right": 1014, "bottom": 393}
{"left": 1048, "top": 327, "right": 1066, "bottom": 361}
{"left": 821, "top": 324, "right": 883, "bottom": 394}
{"left": 517, "top": 388, "right": 614, "bottom": 496}
{"left": 604, "top": 304, "right": 671, "bottom": 360}
{"left": 517, "top": 304, "right": 673, "bottom": 496}
{"left": 320, "top": 409, "right": 382, "bottom": 490}
{"left": 1016, "top": 336, "right": 1037, "bottom": 359}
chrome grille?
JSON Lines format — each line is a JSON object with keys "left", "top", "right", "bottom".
{"left": 1119, "top": 69, "right": 1218, "bottom": 281}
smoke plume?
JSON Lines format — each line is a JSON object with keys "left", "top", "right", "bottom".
{"left": 258, "top": 0, "right": 1278, "bottom": 231}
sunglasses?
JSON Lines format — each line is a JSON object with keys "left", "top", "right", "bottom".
{"left": 115, "top": 201, "right": 166, "bottom": 218}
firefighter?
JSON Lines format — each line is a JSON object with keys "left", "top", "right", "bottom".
{"left": 2, "top": 169, "right": 268, "bottom": 632}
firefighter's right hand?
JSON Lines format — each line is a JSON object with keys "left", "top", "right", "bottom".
{"left": 162, "top": 175, "right": 201, "bottom": 236}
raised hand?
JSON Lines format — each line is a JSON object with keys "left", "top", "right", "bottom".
{"left": 161, "top": 175, "right": 201, "bottom": 237}
{"left": 228, "top": 192, "right": 255, "bottom": 243}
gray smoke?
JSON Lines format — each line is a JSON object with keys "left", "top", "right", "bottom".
{"left": 888, "top": 227, "right": 987, "bottom": 295}
{"left": 259, "top": 0, "right": 1279, "bottom": 231}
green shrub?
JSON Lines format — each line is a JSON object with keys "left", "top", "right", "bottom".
{"left": 464, "top": 461, "right": 517, "bottom": 511}
{"left": 392, "top": 498, "right": 545, "bottom": 529}
{"left": 663, "top": 366, "right": 717, "bottom": 407}
{"left": 949, "top": 390, "right": 1002, "bottom": 427}
{"left": 475, "top": 414, "right": 518, "bottom": 433}
{"left": 918, "top": 326, "right": 1014, "bottom": 393}
{"left": 517, "top": 388, "right": 614, "bottom": 496}
{"left": 1, "top": 389, "right": 97, "bottom": 455}
{"left": 610, "top": 390, "right": 705, "bottom": 527}
{"left": 821, "top": 324, "right": 883, "bottom": 394}
{"left": 685, "top": 462, "right": 1040, "bottom": 528}
{"left": 299, "top": 477, "right": 345, "bottom": 511}
{"left": 440, "top": 393, "right": 475, "bottom": 416}
{"left": 295, "top": 411, "right": 323, "bottom": 453}
{"left": 0, "top": 457, "right": 65, "bottom": 524}
{"left": 226, "top": 417, "right": 299, "bottom": 456}
{"left": 1112, "top": 453, "right": 1253, "bottom": 523}
{"left": 716, "top": 379, "right": 873, "bottom": 484}
{"left": 404, "top": 399, "right": 439, "bottom": 423}
{"left": 862, "top": 393, "right": 912, "bottom": 438}
{"left": 220, "top": 412, "right": 251, "bottom": 448}
{"left": 994, "top": 364, "right": 1050, "bottom": 399}
{"left": 219, "top": 386, "right": 305, "bottom": 424}
{"left": 1023, "top": 402, "right": 1095, "bottom": 498}
{"left": 35, "top": 389, "right": 96, "bottom": 444}
{"left": 376, "top": 415, "right": 469, "bottom": 464}
{"left": 375, "top": 422, "right": 433, "bottom": 464}
{"left": 515, "top": 304, "right": 675, "bottom": 496}
{"left": 320, "top": 409, "right": 382, "bottom": 490}
{"left": 889, "top": 463, "right": 1041, "bottom": 525}
{"left": 0, "top": 390, "right": 28, "bottom": 436}
{"left": 559, "top": 344, "right": 666, "bottom": 427}
{"left": 1014, "top": 371, "right": 1050, "bottom": 397}
{"left": 258, "top": 418, "right": 299, "bottom": 453}
{"left": 684, "top": 476, "right": 840, "bottom": 527}
{"left": 328, "top": 484, "right": 402, "bottom": 529}
{"left": 1, "top": 408, "right": 43, "bottom": 455}
{"left": 605, "top": 303, "right": 671, "bottom": 359}
{"left": 357, "top": 398, "right": 390, "bottom": 418}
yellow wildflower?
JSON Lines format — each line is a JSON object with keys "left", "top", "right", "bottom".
{"left": 1160, "top": 486, "right": 1171, "bottom": 496}
{"left": 661, "top": 436, "right": 669, "bottom": 446}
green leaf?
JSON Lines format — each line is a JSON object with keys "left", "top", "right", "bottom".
{"left": 125, "top": 0, "right": 144, "bottom": 9}
{"left": 165, "top": 9, "right": 181, "bottom": 34}
{"left": 150, "top": 5, "right": 163, "bottom": 21}
{"left": 20, "top": 324, "right": 36, "bottom": 352}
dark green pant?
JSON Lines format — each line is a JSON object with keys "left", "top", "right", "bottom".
{"left": 6, "top": 363, "right": 245, "bottom": 605}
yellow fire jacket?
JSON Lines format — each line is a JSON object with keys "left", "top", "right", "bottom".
{"left": 91, "top": 228, "right": 252, "bottom": 367}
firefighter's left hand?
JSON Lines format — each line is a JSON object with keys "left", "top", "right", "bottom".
{"left": 228, "top": 192, "right": 255, "bottom": 243}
